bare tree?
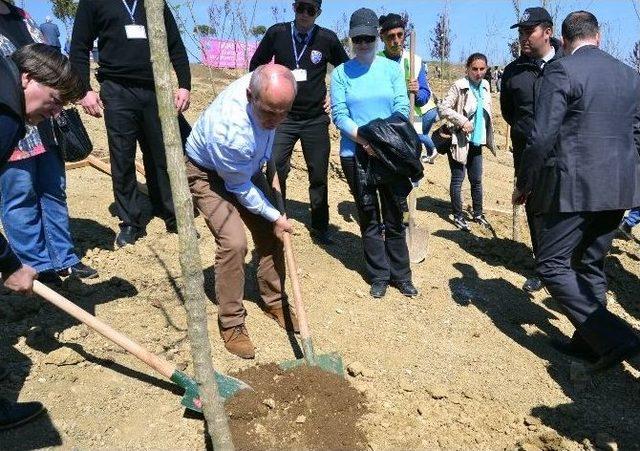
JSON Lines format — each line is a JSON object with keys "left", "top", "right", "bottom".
{"left": 600, "top": 20, "right": 623, "bottom": 59}
{"left": 145, "top": 0, "right": 234, "bottom": 448}
{"left": 633, "top": 0, "right": 640, "bottom": 22}
{"left": 49, "top": 0, "right": 77, "bottom": 35}
{"left": 629, "top": 40, "right": 640, "bottom": 73}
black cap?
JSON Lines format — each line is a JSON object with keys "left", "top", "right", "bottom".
{"left": 349, "top": 8, "right": 378, "bottom": 37}
{"left": 296, "top": 0, "right": 321, "bottom": 6}
{"left": 379, "top": 13, "right": 406, "bottom": 33}
{"left": 510, "top": 7, "right": 553, "bottom": 29}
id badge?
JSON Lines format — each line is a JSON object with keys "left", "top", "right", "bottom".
{"left": 292, "top": 69, "right": 307, "bottom": 82}
{"left": 125, "top": 24, "right": 147, "bottom": 39}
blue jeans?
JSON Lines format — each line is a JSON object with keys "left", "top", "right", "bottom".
{"left": 418, "top": 107, "right": 438, "bottom": 153}
{"left": 0, "top": 150, "right": 79, "bottom": 272}
{"left": 623, "top": 207, "right": 640, "bottom": 228}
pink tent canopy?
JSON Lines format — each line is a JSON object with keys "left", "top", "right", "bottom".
{"left": 200, "top": 38, "right": 260, "bottom": 69}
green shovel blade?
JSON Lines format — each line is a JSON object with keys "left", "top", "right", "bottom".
{"left": 279, "top": 351, "right": 344, "bottom": 376}
{"left": 171, "top": 369, "right": 252, "bottom": 412}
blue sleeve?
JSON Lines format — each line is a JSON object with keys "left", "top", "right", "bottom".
{"left": 212, "top": 143, "right": 281, "bottom": 222}
{"left": 331, "top": 65, "right": 359, "bottom": 139}
{"left": 415, "top": 63, "right": 430, "bottom": 107}
{"left": 391, "top": 63, "right": 410, "bottom": 118}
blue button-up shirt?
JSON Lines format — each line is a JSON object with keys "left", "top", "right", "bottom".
{"left": 186, "top": 73, "right": 280, "bottom": 222}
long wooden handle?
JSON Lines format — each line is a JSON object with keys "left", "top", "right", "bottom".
{"left": 409, "top": 29, "right": 416, "bottom": 123}
{"left": 282, "top": 233, "right": 312, "bottom": 342}
{"left": 33, "top": 281, "right": 176, "bottom": 379}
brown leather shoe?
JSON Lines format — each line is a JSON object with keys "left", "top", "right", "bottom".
{"left": 219, "top": 324, "right": 255, "bottom": 359}
{"left": 264, "top": 304, "right": 300, "bottom": 333}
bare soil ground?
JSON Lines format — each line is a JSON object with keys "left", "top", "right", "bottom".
{"left": 1, "top": 65, "right": 640, "bottom": 450}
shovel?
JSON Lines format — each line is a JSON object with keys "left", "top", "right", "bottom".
{"left": 269, "top": 175, "right": 344, "bottom": 376}
{"left": 406, "top": 29, "right": 429, "bottom": 264}
{"left": 32, "top": 281, "right": 250, "bottom": 412}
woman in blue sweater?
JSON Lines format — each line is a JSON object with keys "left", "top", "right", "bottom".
{"left": 331, "top": 8, "right": 417, "bottom": 299}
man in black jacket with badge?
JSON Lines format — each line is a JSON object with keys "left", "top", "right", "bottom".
{"left": 70, "top": 0, "right": 191, "bottom": 247}
{"left": 513, "top": 11, "right": 640, "bottom": 373}
{"left": 250, "top": 0, "right": 349, "bottom": 245}
{"left": 501, "top": 6, "right": 562, "bottom": 293}
{"left": 0, "top": 43, "right": 82, "bottom": 430}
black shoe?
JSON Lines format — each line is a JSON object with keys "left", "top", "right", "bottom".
{"left": 312, "top": 229, "right": 335, "bottom": 245}
{"left": 37, "top": 270, "right": 63, "bottom": 287}
{"left": 57, "top": 262, "right": 98, "bottom": 279}
{"left": 522, "top": 277, "right": 544, "bottom": 293}
{"left": 588, "top": 339, "right": 640, "bottom": 374}
{"left": 618, "top": 222, "right": 634, "bottom": 240}
{"left": 453, "top": 215, "right": 470, "bottom": 232}
{"left": 0, "top": 398, "right": 45, "bottom": 430}
{"left": 370, "top": 281, "right": 389, "bottom": 298}
{"left": 115, "top": 226, "right": 145, "bottom": 248}
{"left": 550, "top": 336, "right": 599, "bottom": 363}
{"left": 392, "top": 280, "right": 418, "bottom": 297}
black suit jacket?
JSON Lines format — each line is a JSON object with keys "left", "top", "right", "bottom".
{"left": 517, "top": 45, "right": 640, "bottom": 213}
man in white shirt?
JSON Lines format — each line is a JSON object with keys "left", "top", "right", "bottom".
{"left": 185, "top": 64, "right": 298, "bottom": 359}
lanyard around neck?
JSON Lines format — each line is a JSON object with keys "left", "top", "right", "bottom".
{"left": 122, "top": 0, "right": 138, "bottom": 24}
{"left": 291, "top": 23, "right": 314, "bottom": 69}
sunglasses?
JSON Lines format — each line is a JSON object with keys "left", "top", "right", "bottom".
{"left": 294, "top": 3, "right": 318, "bottom": 16}
{"left": 352, "top": 35, "right": 376, "bottom": 44}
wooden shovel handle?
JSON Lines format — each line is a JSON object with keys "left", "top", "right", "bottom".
{"left": 33, "top": 281, "right": 176, "bottom": 379}
{"left": 409, "top": 29, "right": 416, "bottom": 122}
{"left": 282, "top": 232, "right": 312, "bottom": 340}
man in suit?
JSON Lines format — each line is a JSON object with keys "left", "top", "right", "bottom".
{"left": 513, "top": 11, "right": 640, "bottom": 372}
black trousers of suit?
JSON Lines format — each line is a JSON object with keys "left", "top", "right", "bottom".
{"left": 272, "top": 114, "right": 330, "bottom": 232}
{"left": 535, "top": 210, "right": 637, "bottom": 354}
{"left": 100, "top": 79, "right": 175, "bottom": 230}
{"left": 341, "top": 157, "right": 411, "bottom": 284}
{"left": 513, "top": 138, "right": 540, "bottom": 256}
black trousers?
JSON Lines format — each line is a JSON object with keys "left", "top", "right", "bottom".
{"left": 272, "top": 114, "right": 330, "bottom": 232}
{"left": 447, "top": 144, "right": 483, "bottom": 217}
{"left": 100, "top": 79, "right": 175, "bottom": 230}
{"left": 536, "top": 210, "right": 637, "bottom": 354}
{"left": 513, "top": 140, "right": 540, "bottom": 256}
{"left": 341, "top": 157, "right": 411, "bottom": 284}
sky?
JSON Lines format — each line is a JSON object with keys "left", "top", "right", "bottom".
{"left": 21, "top": 0, "right": 640, "bottom": 66}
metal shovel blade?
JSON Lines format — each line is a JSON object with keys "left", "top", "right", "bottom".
{"left": 172, "top": 369, "right": 252, "bottom": 413}
{"left": 278, "top": 352, "right": 344, "bottom": 376}
{"left": 407, "top": 226, "right": 429, "bottom": 263}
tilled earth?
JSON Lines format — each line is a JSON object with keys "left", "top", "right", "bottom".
{"left": 1, "top": 66, "right": 640, "bottom": 450}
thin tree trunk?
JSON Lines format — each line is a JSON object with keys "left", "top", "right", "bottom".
{"left": 144, "top": 1, "right": 234, "bottom": 449}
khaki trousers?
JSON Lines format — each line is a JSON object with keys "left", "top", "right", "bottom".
{"left": 186, "top": 159, "right": 286, "bottom": 328}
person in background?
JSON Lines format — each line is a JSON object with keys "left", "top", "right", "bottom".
{"left": 249, "top": 0, "right": 349, "bottom": 245}
{"left": 439, "top": 53, "right": 495, "bottom": 233}
{"left": 70, "top": 0, "right": 191, "bottom": 247}
{"left": 38, "top": 16, "right": 60, "bottom": 51}
{"left": 513, "top": 11, "right": 640, "bottom": 371}
{"left": 376, "top": 13, "right": 438, "bottom": 164}
{"left": 331, "top": 8, "right": 417, "bottom": 299}
{"left": 185, "top": 65, "right": 299, "bottom": 359}
{"left": 0, "top": 42, "right": 83, "bottom": 430}
{"left": 501, "top": 6, "right": 562, "bottom": 293}
{"left": 0, "top": 0, "right": 97, "bottom": 285}
{"left": 619, "top": 207, "right": 640, "bottom": 240}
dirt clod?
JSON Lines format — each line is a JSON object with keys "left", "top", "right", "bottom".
{"left": 347, "top": 361, "right": 365, "bottom": 377}
{"left": 44, "top": 347, "right": 85, "bottom": 366}
{"left": 226, "top": 364, "right": 368, "bottom": 450}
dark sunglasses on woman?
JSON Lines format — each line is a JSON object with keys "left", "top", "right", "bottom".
{"left": 352, "top": 35, "right": 376, "bottom": 44}
{"left": 295, "top": 2, "right": 318, "bottom": 16}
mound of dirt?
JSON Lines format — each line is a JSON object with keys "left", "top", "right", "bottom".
{"left": 225, "top": 364, "right": 368, "bottom": 450}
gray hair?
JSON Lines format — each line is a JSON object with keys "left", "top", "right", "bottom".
{"left": 249, "top": 65, "right": 297, "bottom": 101}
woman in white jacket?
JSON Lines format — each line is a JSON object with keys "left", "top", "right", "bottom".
{"left": 439, "top": 52, "right": 495, "bottom": 232}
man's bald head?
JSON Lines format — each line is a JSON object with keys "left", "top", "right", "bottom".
{"left": 247, "top": 64, "right": 297, "bottom": 129}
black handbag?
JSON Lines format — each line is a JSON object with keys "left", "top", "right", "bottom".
{"left": 431, "top": 123, "right": 454, "bottom": 155}
{"left": 53, "top": 108, "right": 93, "bottom": 162}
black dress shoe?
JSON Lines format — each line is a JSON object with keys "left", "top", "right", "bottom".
{"left": 392, "top": 280, "right": 418, "bottom": 297}
{"left": 522, "top": 277, "right": 544, "bottom": 293}
{"left": 550, "top": 337, "right": 599, "bottom": 363}
{"left": 0, "top": 398, "right": 45, "bottom": 430}
{"left": 57, "top": 262, "right": 98, "bottom": 279}
{"left": 588, "top": 339, "right": 640, "bottom": 374}
{"left": 370, "top": 281, "right": 389, "bottom": 298}
{"left": 37, "top": 270, "right": 63, "bottom": 287}
{"left": 115, "top": 226, "right": 145, "bottom": 248}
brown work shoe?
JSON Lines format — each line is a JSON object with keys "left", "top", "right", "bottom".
{"left": 219, "top": 324, "right": 255, "bottom": 359}
{"left": 263, "top": 304, "right": 300, "bottom": 333}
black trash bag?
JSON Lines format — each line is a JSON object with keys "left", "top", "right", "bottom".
{"left": 357, "top": 112, "right": 424, "bottom": 187}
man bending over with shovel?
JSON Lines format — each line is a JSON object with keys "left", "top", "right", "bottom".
{"left": 185, "top": 64, "right": 299, "bottom": 359}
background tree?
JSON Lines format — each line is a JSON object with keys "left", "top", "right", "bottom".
{"left": 193, "top": 24, "right": 214, "bottom": 37}
{"left": 629, "top": 40, "right": 640, "bottom": 73}
{"left": 250, "top": 25, "right": 266, "bottom": 39}
{"left": 430, "top": 1, "right": 453, "bottom": 87}
{"left": 49, "top": 0, "right": 78, "bottom": 34}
